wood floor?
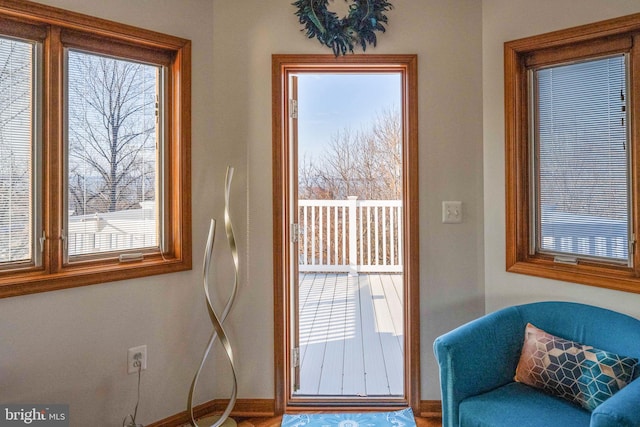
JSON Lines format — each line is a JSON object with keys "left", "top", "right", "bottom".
{"left": 297, "top": 273, "right": 404, "bottom": 397}
{"left": 234, "top": 415, "right": 441, "bottom": 427}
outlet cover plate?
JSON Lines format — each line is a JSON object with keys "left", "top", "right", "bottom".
{"left": 127, "top": 345, "right": 147, "bottom": 374}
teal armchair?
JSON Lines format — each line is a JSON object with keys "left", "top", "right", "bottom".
{"left": 433, "top": 301, "right": 640, "bottom": 427}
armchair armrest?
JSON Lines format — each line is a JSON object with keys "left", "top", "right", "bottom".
{"left": 433, "top": 306, "right": 525, "bottom": 427}
{"left": 591, "top": 378, "right": 640, "bottom": 427}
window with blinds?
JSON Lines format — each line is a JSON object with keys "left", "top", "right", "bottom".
{"left": 531, "top": 55, "right": 630, "bottom": 264}
{"left": 506, "top": 14, "right": 640, "bottom": 293}
{"left": 66, "top": 50, "right": 161, "bottom": 259}
{"left": 0, "top": 2, "right": 190, "bottom": 298}
{"left": 0, "top": 36, "right": 37, "bottom": 267}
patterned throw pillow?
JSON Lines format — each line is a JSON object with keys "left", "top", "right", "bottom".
{"left": 515, "top": 323, "right": 638, "bottom": 411}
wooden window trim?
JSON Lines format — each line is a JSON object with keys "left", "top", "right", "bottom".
{"left": 0, "top": 15, "right": 46, "bottom": 40}
{"left": 60, "top": 29, "right": 174, "bottom": 66}
{"left": 0, "top": 0, "right": 191, "bottom": 298}
{"left": 505, "top": 12, "right": 640, "bottom": 293}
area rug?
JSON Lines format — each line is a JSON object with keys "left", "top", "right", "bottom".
{"left": 281, "top": 408, "right": 416, "bottom": 427}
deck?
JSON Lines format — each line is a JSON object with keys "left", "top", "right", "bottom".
{"left": 296, "top": 273, "right": 404, "bottom": 397}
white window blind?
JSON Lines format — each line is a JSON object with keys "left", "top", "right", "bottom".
{"left": 534, "top": 55, "right": 629, "bottom": 262}
{"left": 66, "top": 50, "right": 160, "bottom": 257}
{"left": 0, "top": 37, "right": 34, "bottom": 265}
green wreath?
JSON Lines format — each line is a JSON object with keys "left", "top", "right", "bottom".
{"left": 293, "top": 0, "right": 393, "bottom": 56}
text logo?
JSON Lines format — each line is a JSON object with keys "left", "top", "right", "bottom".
{"left": 0, "top": 405, "right": 68, "bottom": 427}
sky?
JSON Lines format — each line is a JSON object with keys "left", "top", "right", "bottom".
{"left": 296, "top": 73, "right": 402, "bottom": 160}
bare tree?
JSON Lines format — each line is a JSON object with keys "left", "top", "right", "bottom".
{"left": 300, "top": 108, "right": 402, "bottom": 200}
{"left": 370, "top": 108, "right": 402, "bottom": 198}
{"left": 67, "top": 52, "right": 157, "bottom": 215}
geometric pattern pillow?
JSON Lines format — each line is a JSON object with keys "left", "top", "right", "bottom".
{"left": 515, "top": 323, "right": 638, "bottom": 411}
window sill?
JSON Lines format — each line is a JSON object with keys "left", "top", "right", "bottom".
{"left": 507, "top": 259, "right": 640, "bottom": 294}
{"left": 0, "top": 256, "right": 191, "bottom": 298}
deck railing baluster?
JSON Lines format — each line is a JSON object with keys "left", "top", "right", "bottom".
{"left": 298, "top": 199, "right": 403, "bottom": 273}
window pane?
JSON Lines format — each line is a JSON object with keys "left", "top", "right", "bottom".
{"left": 67, "top": 50, "right": 159, "bottom": 257}
{"left": 536, "top": 55, "right": 628, "bottom": 261}
{"left": 0, "top": 37, "right": 34, "bottom": 265}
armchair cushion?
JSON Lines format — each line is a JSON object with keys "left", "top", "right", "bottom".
{"left": 515, "top": 323, "right": 638, "bottom": 411}
{"left": 459, "top": 382, "right": 591, "bottom": 427}
{"left": 591, "top": 377, "right": 640, "bottom": 427}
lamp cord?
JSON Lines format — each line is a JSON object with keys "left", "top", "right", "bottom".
{"left": 123, "top": 362, "right": 143, "bottom": 427}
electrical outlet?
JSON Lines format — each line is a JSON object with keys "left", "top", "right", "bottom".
{"left": 127, "top": 345, "right": 147, "bottom": 374}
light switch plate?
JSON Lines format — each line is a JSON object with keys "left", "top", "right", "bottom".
{"left": 442, "top": 201, "right": 462, "bottom": 224}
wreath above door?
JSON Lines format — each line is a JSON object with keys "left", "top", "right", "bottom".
{"left": 293, "top": 0, "right": 394, "bottom": 56}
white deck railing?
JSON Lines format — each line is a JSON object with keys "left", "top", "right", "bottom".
{"left": 298, "top": 198, "right": 403, "bottom": 274}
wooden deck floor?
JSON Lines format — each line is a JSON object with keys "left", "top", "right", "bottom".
{"left": 295, "top": 273, "right": 404, "bottom": 397}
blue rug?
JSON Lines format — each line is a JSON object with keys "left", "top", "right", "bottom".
{"left": 281, "top": 408, "right": 416, "bottom": 427}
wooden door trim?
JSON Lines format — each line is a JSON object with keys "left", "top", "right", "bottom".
{"left": 271, "top": 54, "right": 420, "bottom": 414}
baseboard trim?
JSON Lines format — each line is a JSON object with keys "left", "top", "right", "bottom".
{"left": 419, "top": 400, "right": 442, "bottom": 418}
{"left": 147, "top": 399, "right": 276, "bottom": 427}
{"left": 148, "top": 399, "right": 441, "bottom": 426}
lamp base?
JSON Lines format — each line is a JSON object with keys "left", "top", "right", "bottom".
{"left": 195, "top": 415, "right": 237, "bottom": 427}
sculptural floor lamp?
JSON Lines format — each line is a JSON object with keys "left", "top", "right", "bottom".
{"left": 188, "top": 166, "right": 239, "bottom": 427}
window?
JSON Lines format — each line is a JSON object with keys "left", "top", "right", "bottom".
{"left": 66, "top": 50, "right": 161, "bottom": 259}
{"left": 0, "top": 36, "right": 36, "bottom": 268}
{"left": 0, "top": 3, "right": 191, "bottom": 298}
{"left": 505, "top": 13, "right": 640, "bottom": 293}
{"left": 535, "top": 55, "right": 629, "bottom": 263}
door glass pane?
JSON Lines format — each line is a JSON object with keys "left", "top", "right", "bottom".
{"left": 294, "top": 73, "right": 404, "bottom": 398}
{"left": 66, "top": 50, "right": 160, "bottom": 257}
{"left": 535, "top": 55, "right": 629, "bottom": 262}
{"left": 0, "top": 37, "right": 35, "bottom": 265}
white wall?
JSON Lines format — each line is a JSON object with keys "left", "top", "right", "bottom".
{"left": 0, "top": 1, "right": 485, "bottom": 424}
{"left": 211, "top": 0, "right": 484, "bottom": 402}
{"left": 483, "top": 0, "right": 640, "bottom": 315}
